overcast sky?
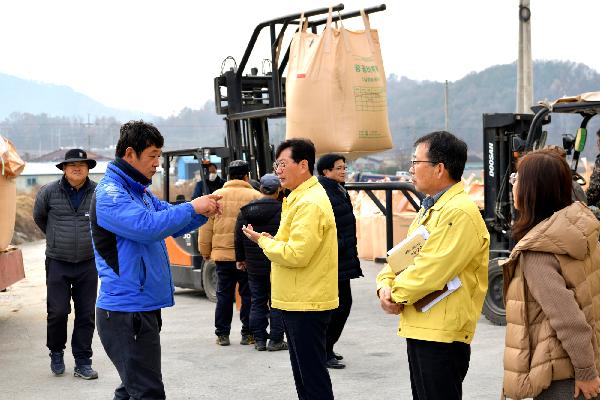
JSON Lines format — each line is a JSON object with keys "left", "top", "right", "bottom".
{"left": 1, "top": 0, "right": 599, "bottom": 117}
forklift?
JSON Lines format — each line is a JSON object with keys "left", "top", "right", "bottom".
{"left": 481, "top": 97, "right": 600, "bottom": 325}
{"left": 161, "top": 4, "right": 406, "bottom": 302}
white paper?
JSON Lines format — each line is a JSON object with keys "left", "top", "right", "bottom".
{"left": 418, "top": 276, "right": 462, "bottom": 313}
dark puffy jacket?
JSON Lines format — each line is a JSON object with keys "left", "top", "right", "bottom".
{"left": 318, "top": 176, "right": 363, "bottom": 280}
{"left": 33, "top": 177, "right": 96, "bottom": 263}
{"left": 234, "top": 198, "right": 281, "bottom": 276}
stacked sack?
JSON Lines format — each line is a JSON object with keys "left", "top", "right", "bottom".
{"left": 0, "top": 135, "right": 25, "bottom": 250}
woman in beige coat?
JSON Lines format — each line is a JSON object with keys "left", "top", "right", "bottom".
{"left": 503, "top": 149, "right": 600, "bottom": 400}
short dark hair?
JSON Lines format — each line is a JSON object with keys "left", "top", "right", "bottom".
{"left": 316, "top": 153, "right": 346, "bottom": 176}
{"left": 414, "top": 131, "right": 467, "bottom": 181}
{"left": 275, "top": 138, "right": 315, "bottom": 174}
{"left": 115, "top": 120, "right": 164, "bottom": 158}
{"left": 512, "top": 149, "right": 573, "bottom": 242}
{"left": 228, "top": 160, "right": 249, "bottom": 180}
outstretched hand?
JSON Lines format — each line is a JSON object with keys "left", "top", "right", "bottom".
{"left": 241, "top": 224, "right": 272, "bottom": 243}
{"left": 191, "top": 194, "right": 222, "bottom": 217}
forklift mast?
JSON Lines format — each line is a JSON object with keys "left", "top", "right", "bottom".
{"left": 482, "top": 113, "right": 541, "bottom": 257}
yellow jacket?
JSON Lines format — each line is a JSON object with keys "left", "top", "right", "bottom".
{"left": 258, "top": 176, "right": 339, "bottom": 311}
{"left": 376, "top": 182, "right": 489, "bottom": 344}
{"left": 199, "top": 180, "right": 261, "bottom": 261}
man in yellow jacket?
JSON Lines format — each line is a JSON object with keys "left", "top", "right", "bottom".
{"left": 243, "top": 138, "right": 338, "bottom": 400}
{"left": 199, "top": 160, "right": 262, "bottom": 347}
{"left": 376, "top": 131, "right": 489, "bottom": 400}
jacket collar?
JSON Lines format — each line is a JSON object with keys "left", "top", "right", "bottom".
{"left": 429, "top": 181, "right": 464, "bottom": 211}
{"left": 286, "top": 176, "right": 318, "bottom": 206}
{"left": 513, "top": 202, "right": 599, "bottom": 261}
{"left": 107, "top": 161, "right": 149, "bottom": 195}
{"left": 223, "top": 179, "right": 254, "bottom": 189}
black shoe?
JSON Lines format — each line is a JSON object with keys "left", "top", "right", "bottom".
{"left": 49, "top": 351, "right": 65, "bottom": 375}
{"left": 254, "top": 340, "right": 267, "bottom": 351}
{"left": 326, "top": 357, "right": 346, "bottom": 369}
{"left": 216, "top": 335, "right": 230, "bottom": 346}
{"left": 267, "top": 340, "right": 288, "bottom": 351}
{"left": 74, "top": 365, "right": 98, "bottom": 380}
{"left": 240, "top": 334, "right": 255, "bottom": 345}
{"left": 333, "top": 351, "right": 343, "bottom": 360}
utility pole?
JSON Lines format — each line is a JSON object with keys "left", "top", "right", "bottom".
{"left": 82, "top": 113, "right": 94, "bottom": 150}
{"left": 516, "top": 0, "right": 533, "bottom": 114}
{"left": 444, "top": 80, "right": 449, "bottom": 131}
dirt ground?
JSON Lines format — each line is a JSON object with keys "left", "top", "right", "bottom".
{"left": 12, "top": 193, "right": 45, "bottom": 245}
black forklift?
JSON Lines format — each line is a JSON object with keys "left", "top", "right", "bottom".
{"left": 160, "top": 4, "right": 425, "bottom": 301}
{"left": 481, "top": 98, "right": 600, "bottom": 325}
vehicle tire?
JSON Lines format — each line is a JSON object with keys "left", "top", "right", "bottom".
{"left": 201, "top": 259, "right": 218, "bottom": 303}
{"left": 482, "top": 257, "right": 506, "bottom": 326}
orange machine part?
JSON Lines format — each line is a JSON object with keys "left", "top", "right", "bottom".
{"left": 165, "top": 236, "right": 192, "bottom": 267}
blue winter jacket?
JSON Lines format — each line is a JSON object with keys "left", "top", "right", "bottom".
{"left": 91, "top": 161, "right": 207, "bottom": 312}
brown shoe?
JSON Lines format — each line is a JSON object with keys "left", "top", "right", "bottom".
{"left": 216, "top": 335, "right": 230, "bottom": 346}
{"left": 240, "top": 334, "right": 255, "bottom": 345}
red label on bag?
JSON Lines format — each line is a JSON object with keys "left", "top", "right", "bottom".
{"left": 297, "top": 73, "right": 306, "bottom": 78}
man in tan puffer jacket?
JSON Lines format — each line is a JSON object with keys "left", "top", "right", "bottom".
{"left": 199, "top": 160, "right": 262, "bottom": 346}
{"left": 503, "top": 202, "right": 600, "bottom": 399}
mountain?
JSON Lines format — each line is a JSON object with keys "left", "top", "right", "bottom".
{"left": 386, "top": 60, "right": 600, "bottom": 159}
{"left": 2, "top": 60, "right": 600, "bottom": 161}
{"left": 0, "top": 73, "right": 152, "bottom": 121}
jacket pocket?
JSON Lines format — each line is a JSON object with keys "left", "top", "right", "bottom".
{"left": 138, "top": 258, "right": 147, "bottom": 292}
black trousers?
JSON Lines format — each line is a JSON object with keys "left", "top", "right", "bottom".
{"left": 97, "top": 308, "right": 165, "bottom": 400}
{"left": 406, "top": 338, "right": 471, "bottom": 400}
{"left": 325, "top": 279, "right": 352, "bottom": 358}
{"left": 247, "top": 273, "right": 284, "bottom": 342}
{"left": 215, "top": 261, "right": 251, "bottom": 336}
{"left": 46, "top": 257, "right": 97, "bottom": 365}
{"left": 281, "top": 310, "right": 334, "bottom": 400}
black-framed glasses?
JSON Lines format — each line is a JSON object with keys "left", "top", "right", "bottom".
{"left": 410, "top": 159, "right": 438, "bottom": 167}
{"left": 273, "top": 159, "right": 296, "bottom": 170}
{"left": 509, "top": 172, "right": 518, "bottom": 185}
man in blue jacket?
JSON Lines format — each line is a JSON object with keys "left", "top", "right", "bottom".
{"left": 91, "top": 120, "right": 221, "bottom": 400}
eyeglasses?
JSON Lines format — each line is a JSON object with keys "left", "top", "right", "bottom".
{"left": 273, "top": 159, "right": 296, "bottom": 170}
{"left": 509, "top": 172, "right": 518, "bottom": 185}
{"left": 410, "top": 159, "right": 438, "bottom": 167}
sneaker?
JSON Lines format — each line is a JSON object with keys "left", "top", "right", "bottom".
{"left": 254, "top": 340, "right": 267, "bottom": 351}
{"left": 267, "top": 340, "right": 288, "bottom": 352}
{"left": 74, "top": 364, "right": 98, "bottom": 380}
{"left": 216, "top": 335, "right": 230, "bottom": 346}
{"left": 49, "top": 351, "right": 65, "bottom": 375}
{"left": 240, "top": 334, "right": 255, "bottom": 345}
{"left": 326, "top": 356, "right": 346, "bottom": 369}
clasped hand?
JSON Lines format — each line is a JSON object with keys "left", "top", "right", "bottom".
{"left": 378, "top": 286, "right": 404, "bottom": 315}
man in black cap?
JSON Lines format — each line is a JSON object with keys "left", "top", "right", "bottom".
{"left": 33, "top": 148, "right": 99, "bottom": 379}
{"left": 199, "top": 160, "right": 262, "bottom": 346}
{"left": 235, "top": 174, "right": 286, "bottom": 352}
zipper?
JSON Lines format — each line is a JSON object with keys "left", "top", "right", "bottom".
{"left": 139, "top": 258, "right": 147, "bottom": 292}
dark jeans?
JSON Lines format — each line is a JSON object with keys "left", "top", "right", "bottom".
{"left": 247, "top": 273, "right": 284, "bottom": 342}
{"left": 97, "top": 308, "right": 165, "bottom": 400}
{"left": 326, "top": 279, "right": 352, "bottom": 358}
{"left": 46, "top": 257, "right": 97, "bottom": 365}
{"left": 406, "top": 338, "right": 471, "bottom": 400}
{"left": 215, "top": 261, "right": 251, "bottom": 336}
{"left": 281, "top": 310, "right": 334, "bottom": 400}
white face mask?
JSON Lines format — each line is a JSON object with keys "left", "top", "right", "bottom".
{"left": 208, "top": 172, "right": 217, "bottom": 181}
